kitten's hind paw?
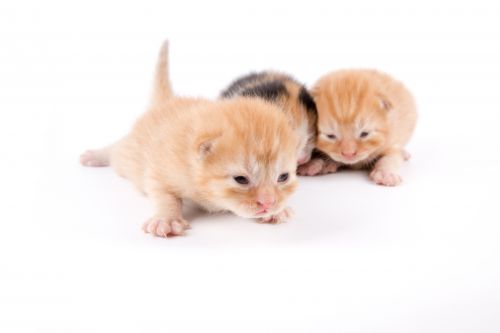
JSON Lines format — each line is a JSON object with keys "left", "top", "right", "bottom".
{"left": 80, "top": 149, "right": 110, "bottom": 167}
{"left": 320, "top": 159, "right": 340, "bottom": 175}
{"left": 297, "top": 159, "right": 325, "bottom": 176}
{"left": 297, "top": 158, "right": 340, "bottom": 176}
{"left": 259, "top": 207, "right": 294, "bottom": 224}
{"left": 370, "top": 169, "right": 402, "bottom": 186}
{"left": 142, "top": 216, "right": 191, "bottom": 237}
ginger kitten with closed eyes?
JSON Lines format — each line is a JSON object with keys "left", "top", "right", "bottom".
{"left": 80, "top": 41, "right": 299, "bottom": 237}
{"left": 299, "top": 69, "right": 417, "bottom": 186}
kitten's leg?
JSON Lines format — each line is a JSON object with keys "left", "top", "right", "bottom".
{"left": 80, "top": 146, "right": 112, "bottom": 167}
{"left": 298, "top": 158, "right": 340, "bottom": 176}
{"left": 259, "top": 207, "right": 294, "bottom": 224}
{"left": 297, "top": 158, "right": 324, "bottom": 176}
{"left": 142, "top": 190, "right": 190, "bottom": 237}
{"left": 370, "top": 150, "right": 405, "bottom": 186}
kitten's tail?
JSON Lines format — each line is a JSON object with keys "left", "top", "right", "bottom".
{"left": 151, "top": 40, "right": 173, "bottom": 105}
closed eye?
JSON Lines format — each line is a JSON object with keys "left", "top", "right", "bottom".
{"left": 326, "top": 134, "right": 336, "bottom": 140}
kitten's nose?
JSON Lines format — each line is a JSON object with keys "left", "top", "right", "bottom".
{"left": 341, "top": 151, "right": 357, "bottom": 159}
{"left": 256, "top": 195, "right": 276, "bottom": 209}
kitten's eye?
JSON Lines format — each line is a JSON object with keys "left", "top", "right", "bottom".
{"left": 327, "top": 134, "right": 337, "bottom": 140}
{"left": 233, "top": 176, "right": 250, "bottom": 185}
{"left": 278, "top": 173, "right": 289, "bottom": 183}
{"left": 360, "top": 131, "right": 369, "bottom": 138}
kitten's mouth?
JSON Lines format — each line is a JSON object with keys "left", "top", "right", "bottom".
{"left": 255, "top": 208, "right": 269, "bottom": 215}
{"left": 333, "top": 153, "right": 368, "bottom": 165}
{"left": 255, "top": 207, "right": 280, "bottom": 217}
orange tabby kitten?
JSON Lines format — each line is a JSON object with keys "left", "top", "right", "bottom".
{"left": 299, "top": 69, "right": 417, "bottom": 186}
{"left": 80, "top": 41, "right": 299, "bottom": 237}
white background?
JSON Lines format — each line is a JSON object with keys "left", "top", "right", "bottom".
{"left": 1, "top": 0, "right": 499, "bottom": 332}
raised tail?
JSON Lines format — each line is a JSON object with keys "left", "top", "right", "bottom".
{"left": 151, "top": 40, "right": 173, "bottom": 105}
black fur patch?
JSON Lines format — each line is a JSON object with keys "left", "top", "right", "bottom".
{"left": 240, "top": 81, "right": 289, "bottom": 102}
{"left": 298, "top": 87, "right": 317, "bottom": 115}
{"left": 220, "top": 72, "right": 262, "bottom": 98}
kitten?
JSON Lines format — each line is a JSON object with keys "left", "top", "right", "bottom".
{"left": 80, "top": 41, "right": 299, "bottom": 237}
{"left": 220, "top": 71, "right": 317, "bottom": 166}
{"left": 299, "top": 69, "right": 417, "bottom": 186}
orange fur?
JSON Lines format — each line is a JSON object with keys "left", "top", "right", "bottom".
{"left": 80, "top": 41, "right": 299, "bottom": 237}
{"left": 300, "top": 69, "right": 417, "bottom": 185}
{"left": 220, "top": 72, "right": 317, "bottom": 166}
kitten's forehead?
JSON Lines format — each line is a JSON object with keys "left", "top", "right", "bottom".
{"left": 254, "top": 153, "right": 291, "bottom": 174}
{"left": 318, "top": 74, "right": 379, "bottom": 117}
{"left": 318, "top": 85, "right": 383, "bottom": 130}
{"left": 224, "top": 149, "right": 293, "bottom": 177}
{"left": 319, "top": 113, "right": 340, "bottom": 132}
{"left": 214, "top": 98, "right": 298, "bottom": 174}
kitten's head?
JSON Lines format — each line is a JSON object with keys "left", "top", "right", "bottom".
{"left": 313, "top": 70, "right": 391, "bottom": 165}
{"left": 192, "top": 98, "right": 299, "bottom": 219}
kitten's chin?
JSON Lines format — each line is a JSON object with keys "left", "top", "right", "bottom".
{"left": 232, "top": 210, "right": 271, "bottom": 219}
{"left": 329, "top": 152, "right": 371, "bottom": 165}
{"left": 230, "top": 206, "right": 284, "bottom": 220}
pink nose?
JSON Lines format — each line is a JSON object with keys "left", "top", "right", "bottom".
{"left": 341, "top": 151, "right": 357, "bottom": 159}
{"left": 257, "top": 197, "right": 276, "bottom": 209}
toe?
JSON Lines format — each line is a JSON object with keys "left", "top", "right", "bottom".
{"left": 370, "top": 169, "right": 402, "bottom": 186}
{"left": 170, "top": 220, "right": 185, "bottom": 235}
{"left": 146, "top": 219, "right": 159, "bottom": 234}
{"left": 156, "top": 220, "right": 171, "bottom": 237}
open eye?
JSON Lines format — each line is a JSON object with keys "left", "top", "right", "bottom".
{"left": 326, "top": 134, "right": 337, "bottom": 140}
{"left": 360, "top": 131, "right": 369, "bottom": 138}
{"left": 233, "top": 175, "right": 250, "bottom": 185}
{"left": 278, "top": 173, "right": 289, "bottom": 183}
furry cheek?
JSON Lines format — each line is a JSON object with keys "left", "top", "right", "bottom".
{"left": 359, "top": 134, "right": 386, "bottom": 155}
{"left": 316, "top": 138, "right": 339, "bottom": 157}
{"left": 278, "top": 180, "right": 298, "bottom": 200}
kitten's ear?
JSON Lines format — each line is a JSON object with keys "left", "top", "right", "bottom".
{"left": 378, "top": 94, "right": 393, "bottom": 111}
{"left": 195, "top": 131, "right": 222, "bottom": 158}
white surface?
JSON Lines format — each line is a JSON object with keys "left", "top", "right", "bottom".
{"left": 1, "top": 0, "right": 500, "bottom": 332}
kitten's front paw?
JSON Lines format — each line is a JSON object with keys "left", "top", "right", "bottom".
{"left": 370, "top": 169, "right": 402, "bottom": 186}
{"left": 142, "top": 216, "right": 190, "bottom": 237}
{"left": 259, "top": 207, "right": 294, "bottom": 224}
{"left": 297, "top": 159, "right": 325, "bottom": 176}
